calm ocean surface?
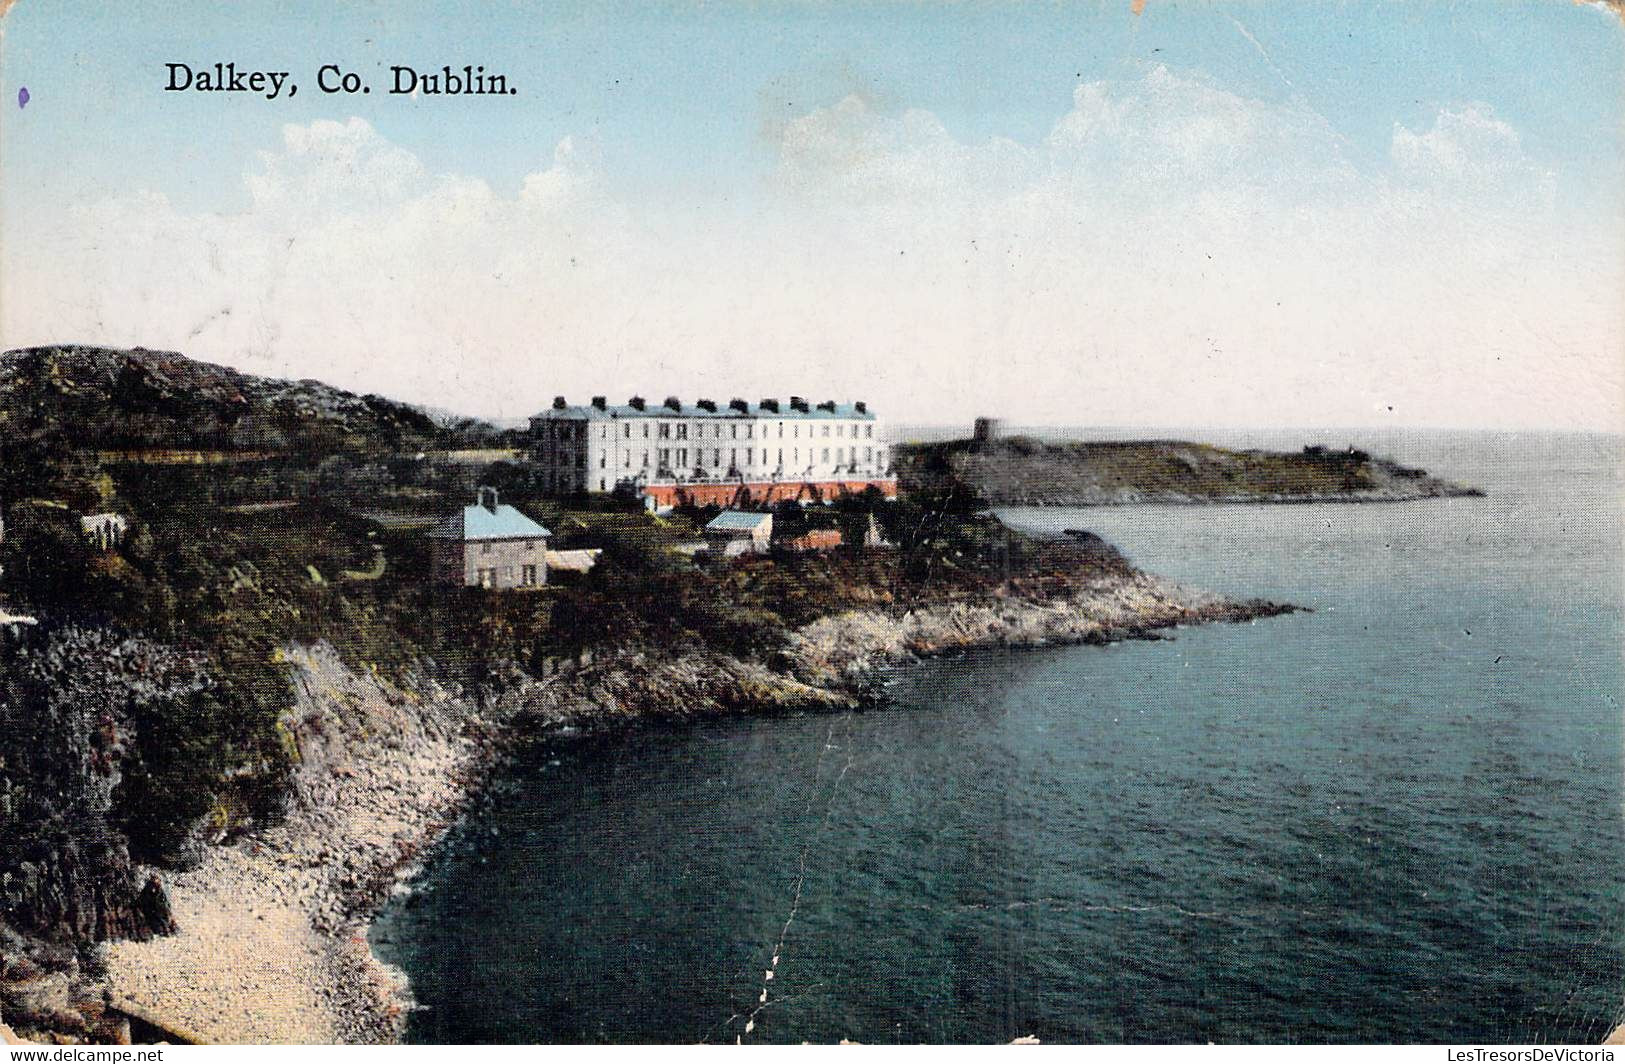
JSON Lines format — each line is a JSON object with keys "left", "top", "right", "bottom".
{"left": 372, "top": 430, "right": 1624, "bottom": 1043}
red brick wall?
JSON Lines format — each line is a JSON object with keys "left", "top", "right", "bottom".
{"left": 785, "top": 529, "right": 843, "bottom": 552}
{"left": 641, "top": 478, "right": 897, "bottom": 510}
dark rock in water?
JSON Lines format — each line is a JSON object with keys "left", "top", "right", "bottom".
{"left": 133, "top": 875, "right": 175, "bottom": 938}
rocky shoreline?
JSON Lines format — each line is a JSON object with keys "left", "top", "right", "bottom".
{"left": 91, "top": 573, "right": 1293, "bottom": 1044}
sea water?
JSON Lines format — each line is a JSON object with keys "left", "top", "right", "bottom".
{"left": 371, "top": 430, "right": 1623, "bottom": 1043}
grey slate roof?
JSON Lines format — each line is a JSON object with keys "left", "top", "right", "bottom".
{"left": 706, "top": 510, "right": 771, "bottom": 532}
{"left": 531, "top": 399, "right": 875, "bottom": 422}
{"left": 430, "top": 503, "right": 551, "bottom": 541}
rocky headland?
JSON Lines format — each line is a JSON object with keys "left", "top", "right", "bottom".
{"left": 898, "top": 437, "right": 1483, "bottom": 507}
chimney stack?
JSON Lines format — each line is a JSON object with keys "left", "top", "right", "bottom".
{"left": 629, "top": 396, "right": 646, "bottom": 411}
{"left": 697, "top": 398, "right": 717, "bottom": 412}
{"left": 790, "top": 396, "right": 808, "bottom": 412}
{"left": 759, "top": 399, "right": 780, "bottom": 413}
{"left": 855, "top": 401, "right": 867, "bottom": 414}
{"left": 817, "top": 400, "right": 836, "bottom": 413}
{"left": 591, "top": 396, "right": 607, "bottom": 410}
{"left": 477, "top": 486, "right": 499, "bottom": 512}
{"left": 664, "top": 396, "right": 683, "bottom": 411}
{"left": 728, "top": 398, "right": 748, "bottom": 413}
{"left": 552, "top": 396, "right": 567, "bottom": 410}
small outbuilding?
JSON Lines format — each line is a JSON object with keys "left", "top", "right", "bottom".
{"left": 782, "top": 528, "right": 842, "bottom": 553}
{"left": 704, "top": 509, "right": 773, "bottom": 557}
{"left": 545, "top": 548, "right": 602, "bottom": 574}
{"left": 429, "top": 486, "right": 551, "bottom": 589}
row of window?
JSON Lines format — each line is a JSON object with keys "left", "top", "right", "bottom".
{"left": 478, "top": 540, "right": 540, "bottom": 553}
{"left": 629, "top": 421, "right": 873, "bottom": 441}
{"left": 474, "top": 564, "right": 541, "bottom": 588}
{"left": 626, "top": 446, "right": 883, "bottom": 469}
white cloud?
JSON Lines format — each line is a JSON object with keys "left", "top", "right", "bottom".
{"left": 2, "top": 72, "right": 1619, "bottom": 432}
{"left": 1391, "top": 103, "right": 1556, "bottom": 206}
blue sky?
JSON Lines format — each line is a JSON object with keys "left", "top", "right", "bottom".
{"left": 3, "top": 1, "right": 1622, "bottom": 428}
{"left": 7, "top": 1, "right": 1621, "bottom": 208}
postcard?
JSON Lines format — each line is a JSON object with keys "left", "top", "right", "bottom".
{"left": 1, "top": 0, "right": 1621, "bottom": 1049}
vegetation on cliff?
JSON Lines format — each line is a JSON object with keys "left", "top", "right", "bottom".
{"left": 0, "top": 347, "right": 1156, "bottom": 1017}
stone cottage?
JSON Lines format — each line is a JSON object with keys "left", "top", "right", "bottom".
{"left": 429, "top": 486, "right": 551, "bottom": 589}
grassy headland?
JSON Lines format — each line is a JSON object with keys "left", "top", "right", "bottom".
{"left": 897, "top": 436, "right": 1482, "bottom": 506}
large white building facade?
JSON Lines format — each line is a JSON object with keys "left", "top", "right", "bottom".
{"left": 529, "top": 395, "right": 894, "bottom": 506}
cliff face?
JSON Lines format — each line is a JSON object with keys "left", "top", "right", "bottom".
{"left": 102, "top": 642, "right": 497, "bottom": 1045}
{"left": 897, "top": 437, "right": 1483, "bottom": 506}
{"left": 0, "top": 624, "right": 208, "bottom": 944}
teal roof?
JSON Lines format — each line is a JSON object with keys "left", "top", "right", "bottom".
{"left": 706, "top": 510, "right": 770, "bottom": 532}
{"left": 430, "top": 503, "right": 550, "bottom": 541}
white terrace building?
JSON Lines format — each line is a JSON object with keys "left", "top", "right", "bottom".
{"left": 528, "top": 396, "right": 893, "bottom": 506}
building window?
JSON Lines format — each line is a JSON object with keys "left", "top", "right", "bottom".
{"left": 624, "top": 424, "right": 631, "bottom": 438}
{"left": 676, "top": 424, "right": 688, "bottom": 440}
{"left": 659, "top": 423, "right": 671, "bottom": 439}
{"left": 660, "top": 448, "right": 670, "bottom": 466}
{"left": 625, "top": 454, "right": 631, "bottom": 467}
{"left": 600, "top": 478, "right": 606, "bottom": 490}
{"left": 643, "top": 424, "right": 650, "bottom": 438}
{"left": 822, "top": 425, "right": 830, "bottom": 437}
{"left": 642, "top": 451, "right": 649, "bottom": 467}
{"left": 778, "top": 423, "right": 784, "bottom": 438}
{"left": 821, "top": 447, "right": 829, "bottom": 462}
{"left": 525, "top": 540, "right": 535, "bottom": 551}
{"left": 521, "top": 564, "right": 538, "bottom": 586}
{"left": 600, "top": 455, "right": 606, "bottom": 468}
{"left": 481, "top": 542, "right": 492, "bottom": 554}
